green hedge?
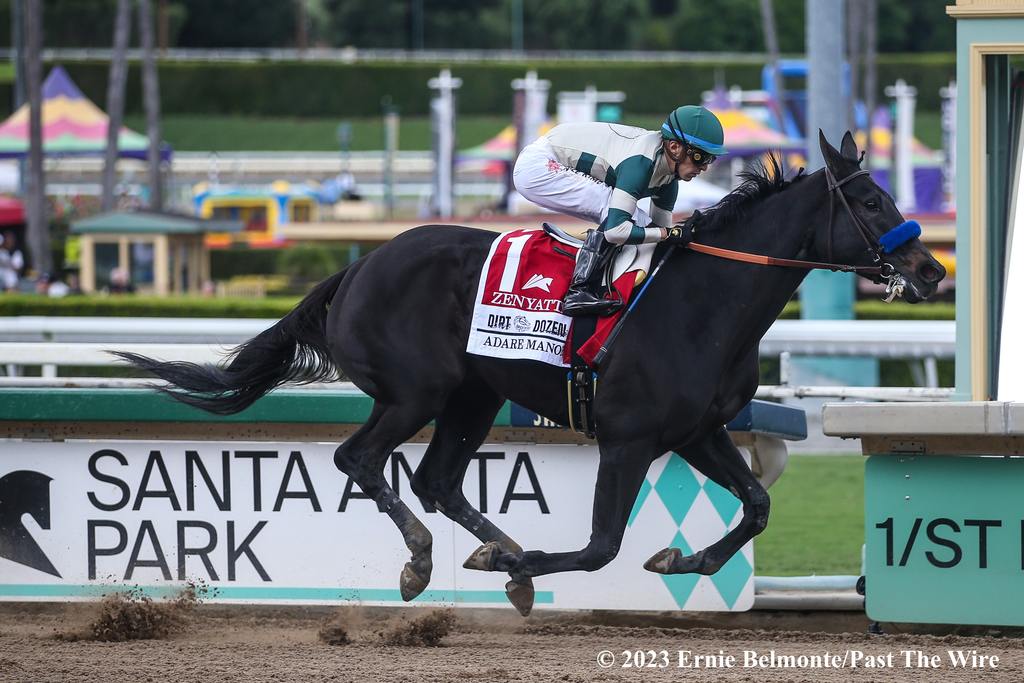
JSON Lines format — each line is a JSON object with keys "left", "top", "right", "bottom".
{"left": 210, "top": 244, "right": 369, "bottom": 280}
{"left": 51, "top": 55, "right": 955, "bottom": 118}
{"left": 209, "top": 247, "right": 282, "bottom": 279}
{"left": 0, "top": 295, "right": 954, "bottom": 320}
{"left": 0, "top": 294, "right": 299, "bottom": 318}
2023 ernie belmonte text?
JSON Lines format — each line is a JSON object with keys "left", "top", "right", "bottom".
{"left": 595, "top": 648, "right": 1001, "bottom": 669}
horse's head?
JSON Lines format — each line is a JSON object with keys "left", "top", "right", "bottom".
{"left": 817, "top": 130, "right": 946, "bottom": 302}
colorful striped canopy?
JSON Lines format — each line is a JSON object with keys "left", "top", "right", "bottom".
{"left": 707, "top": 107, "right": 802, "bottom": 154}
{"left": 0, "top": 65, "right": 171, "bottom": 160}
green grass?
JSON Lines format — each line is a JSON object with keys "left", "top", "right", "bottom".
{"left": 754, "top": 454, "right": 865, "bottom": 576}
{"left": 915, "top": 109, "right": 943, "bottom": 150}
{"left": 126, "top": 111, "right": 946, "bottom": 153}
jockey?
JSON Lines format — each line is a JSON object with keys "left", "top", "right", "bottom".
{"left": 513, "top": 105, "right": 726, "bottom": 317}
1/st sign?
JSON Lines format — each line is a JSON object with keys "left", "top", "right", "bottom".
{"left": 865, "top": 455, "right": 1024, "bottom": 626}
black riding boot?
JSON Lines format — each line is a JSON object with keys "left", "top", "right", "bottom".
{"left": 563, "top": 230, "right": 622, "bottom": 318}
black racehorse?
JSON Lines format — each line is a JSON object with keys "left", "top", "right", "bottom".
{"left": 117, "top": 132, "right": 944, "bottom": 615}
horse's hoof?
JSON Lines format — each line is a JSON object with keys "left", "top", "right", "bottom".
{"left": 399, "top": 560, "right": 431, "bottom": 601}
{"left": 463, "top": 541, "right": 500, "bottom": 571}
{"left": 643, "top": 547, "right": 682, "bottom": 574}
{"left": 505, "top": 578, "right": 535, "bottom": 617}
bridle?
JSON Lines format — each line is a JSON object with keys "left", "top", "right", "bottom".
{"left": 684, "top": 164, "right": 910, "bottom": 301}
{"left": 824, "top": 165, "right": 882, "bottom": 266}
{"left": 593, "top": 165, "right": 911, "bottom": 366}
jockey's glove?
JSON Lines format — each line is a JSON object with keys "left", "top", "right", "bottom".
{"left": 664, "top": 210, "right": 704, "bottom": 245}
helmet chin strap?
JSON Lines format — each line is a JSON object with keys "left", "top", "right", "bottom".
{"left": 664, "top": 141, "right": 685, "bottom": 179}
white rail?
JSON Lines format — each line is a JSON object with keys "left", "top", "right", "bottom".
{"left": 1, "top": 317, "right": 955, "bottom": 355}
{"left": 0, "top": 339, "right": 953, "bottom": 401}
{"left": 755, "top": 385, "right": 953, "bottom": 401}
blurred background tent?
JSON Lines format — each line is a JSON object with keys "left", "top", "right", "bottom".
{"left": 0, "top": 65, "right": 172, "bottom": 161}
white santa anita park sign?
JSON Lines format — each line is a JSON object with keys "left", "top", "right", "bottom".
{"left": 0, "top": 440, "right": 752, "bottom": 611}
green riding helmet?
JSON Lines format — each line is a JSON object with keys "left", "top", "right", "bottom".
{"left": 661, "top": 105, "right": 727, "bottom": 157}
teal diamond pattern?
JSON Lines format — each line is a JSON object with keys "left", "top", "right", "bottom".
{"left": 702, "top": 479, "right": 741, "bottom": 525}
{"left": 659, "top": 531, "right": 700, "bottom": 608}
{"left": 709, "top": 549, "right": 753, "bottom": 609}
{"left": 652, "top": 456, "right": 701, "bottom": 525}
{"left": 625, "top": 455, "right": 754, "bottom": 611}
{"left": 627, "top": 478, "right": 652, "bottom": 528}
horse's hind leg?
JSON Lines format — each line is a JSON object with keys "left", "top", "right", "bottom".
{"left": 334, "top": 401, "right": 439, "bottom": 601}
{"left": 409, "top": 380, "right": 536, "bottom": 615}
{"left": 467, "top": 438, "right": 660, "bottom": 581}
{"left": 644, "top": 427, "right": 769, "bottom": 576}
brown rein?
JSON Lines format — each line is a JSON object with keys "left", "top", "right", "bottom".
{"left": 684, "top": 241, "right": 886, "bottom": 275}
{"left": 683, "top": 166, "right": 887, "bottom": 277}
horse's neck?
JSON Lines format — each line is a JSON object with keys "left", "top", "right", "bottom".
{"left": 685, "top": 178, "right": 826, "bottom": 329}
{"left": 701, "top": 176, "right": 825, "bottom": 264}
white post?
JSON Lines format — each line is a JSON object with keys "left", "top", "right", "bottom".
{"left": 428, "top": 68, "right": 462, "bottom": 218}
{"left": 728, "top": 85, "right": 743, "bottom": 108}
{"left": 556, "top": 87, "right": 625, "bottom": 125}
{"left": 939, "top": 79, "right": 957, "bottom": 214}
{"left": 884, "top": 78, "right": 918, "bottom": 213}
{"left": 512, "top": 70, "right": 551, "bottom": 150}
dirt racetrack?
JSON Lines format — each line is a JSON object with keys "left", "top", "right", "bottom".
{"left": 1, "top": 603, "right": 1023, "bottom": 682}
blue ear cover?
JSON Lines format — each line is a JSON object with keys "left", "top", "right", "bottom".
{"left": 879, "top": 220, "right": 921, "bottom": 253}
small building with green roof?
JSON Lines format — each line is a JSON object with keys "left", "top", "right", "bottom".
{"left": 71, "top": 210, "right": 240, "bottom": 296}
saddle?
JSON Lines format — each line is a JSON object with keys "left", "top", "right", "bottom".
{"left": 542, "top": 223, "right": 658, "bottom": 440}
{"left": 467, "top": 225, "right": 663, "bottom": 440}
{"left": 542, "top": 222, "right": 657, "bottom": 285}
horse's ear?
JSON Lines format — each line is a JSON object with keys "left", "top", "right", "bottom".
{"left": 840, "top": 131, "right": 859, "bottom": 163}
{"left": 818, "top": 129, "right": 843, "bottom": 171}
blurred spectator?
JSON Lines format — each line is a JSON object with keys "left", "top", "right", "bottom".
{"left": 106, "top": 267, "right": 135, "bottom": 294}
{"left": 0, "top": 230, "right": 24, "bottom": 291}
{"left": 65, "top": 272, "right": 83, "bottom": 295}
{"left": 34, "top": 272, "right": 52, "bottom": 295}
{"left": 45, "top": 272, "right": 82, "bottom": 298}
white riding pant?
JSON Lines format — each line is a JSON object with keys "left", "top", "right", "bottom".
{"left": 513, "top": 138, "right": 651, "bottom": 230}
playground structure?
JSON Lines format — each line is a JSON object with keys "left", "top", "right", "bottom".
{"left": 193, "top": 180, "right": 322, "bottom": 247}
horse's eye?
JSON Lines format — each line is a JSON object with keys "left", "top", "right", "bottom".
{"left": 864, "top": 199, "right": 879, "bottom": 211}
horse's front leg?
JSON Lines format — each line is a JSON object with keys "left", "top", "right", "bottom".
{"left": 467, "top": 439, "right": 657, "bottom": 580}
{"left": 409, "top": 381, "right": 538, "bottom": 614}
{"left": 644, "top": 426, "right": 769, "bottom": 576}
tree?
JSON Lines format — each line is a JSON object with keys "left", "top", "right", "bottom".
{"left": 323, "top": 0, "right": 414, "bottom": 49}
{"left": 101, "top": 0, "right": 131, "bottom": 213}
{"left": 524, "top": 0, "right": 647, "bottom": 51}
{"left": 139, "top": 0, "right": 163, "bottom": 209}
{"left": 24, "top": 0, "right": 50, "bottom": 276}
{"left": 175, "top": 0, "right": 295, "bottom": 47}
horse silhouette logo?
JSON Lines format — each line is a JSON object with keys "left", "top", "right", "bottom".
{"left": 0, "top": 470, "right": 61, "bottom": 577}
{"left": 522, "top": 273, "right": 553, "bottom": 293}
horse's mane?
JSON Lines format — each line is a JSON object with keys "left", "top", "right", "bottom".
{"left": 697, "top": 153, "right": 804, "bottom": 232}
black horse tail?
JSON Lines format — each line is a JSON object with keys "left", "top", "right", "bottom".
{"left": 113, "top": 267, "right": 349, "bottom": 415}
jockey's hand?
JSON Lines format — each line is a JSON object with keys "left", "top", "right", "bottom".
{"left": 664, "top": 224, "right": 694, "bottom": 245}
{"left": 664, "top": 210, "right": 704, "bottom": 245}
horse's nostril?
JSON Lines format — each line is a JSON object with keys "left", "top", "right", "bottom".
{"left": 919, "top": 262, "right": 945, "bottom": 283}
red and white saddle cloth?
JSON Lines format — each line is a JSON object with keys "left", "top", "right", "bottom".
{"left": 466, "top": 228, "right": 654, "bottom": 367}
